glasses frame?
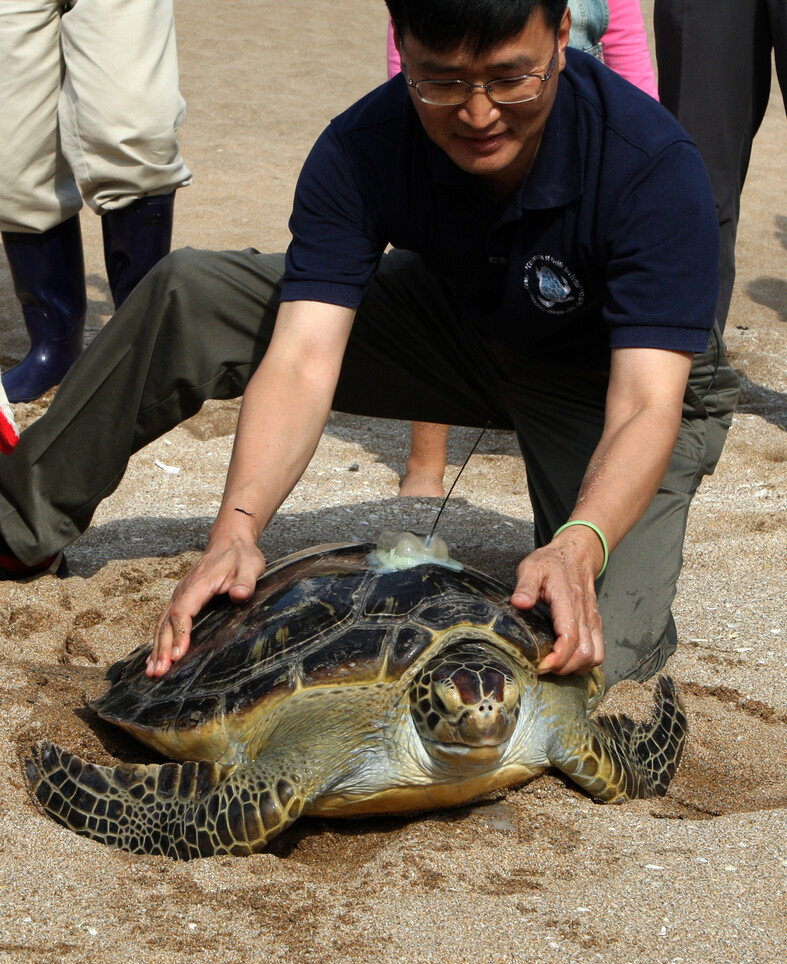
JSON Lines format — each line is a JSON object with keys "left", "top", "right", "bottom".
{"left": 403, "top": 39, "right": 560, "bottom": 107}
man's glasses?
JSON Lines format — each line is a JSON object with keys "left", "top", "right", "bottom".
{"left": 404, "top": 42, "right": 559, "bottom": 107}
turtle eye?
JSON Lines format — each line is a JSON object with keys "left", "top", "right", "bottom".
{"left": 432, "top": 678, "right": 468, "bottom": 717}
{"left": 430, "top": 690, "right": 450, "bottom": 716}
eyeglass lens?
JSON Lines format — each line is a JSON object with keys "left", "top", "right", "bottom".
{"left": 417, "top": 75, "right": 544, "bottom": 105}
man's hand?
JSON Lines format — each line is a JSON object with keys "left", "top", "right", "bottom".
{"left": 511, "top": 527, "right": 606, "bottom": 676}
{"left": 147, "top": 542, "right": 266, "bottom": 678}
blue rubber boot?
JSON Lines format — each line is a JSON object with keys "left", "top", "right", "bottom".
{"left": 1, "top": 216, "right": 87, "bottom": 403}
{"left": 102, "top": 192, "right": 175, "bottom": 309}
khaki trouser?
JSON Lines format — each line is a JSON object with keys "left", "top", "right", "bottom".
{"left": 0, "top": 0, "right": 191, "bottom": 233}
{"left": 0, "top": 248, "right": 740, "bottom": 688}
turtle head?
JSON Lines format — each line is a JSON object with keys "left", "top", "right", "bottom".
{"left": 410, "top": 642, "right": 521, "bottom": 766}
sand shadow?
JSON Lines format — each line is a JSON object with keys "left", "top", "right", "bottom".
{"left": 735, "top": 370, "right": 787, "bottom": 430}
{"left": 746, "top": 275, "right": 787, "bottom": 324}
{"left": 61, "top": 497, "right": 536, "bottom": 585}
{"left": 84, "top": 273, "right": 114, "bottom": 318}
{"left": 774, "top": 214, "right": 787, "bottom": 251}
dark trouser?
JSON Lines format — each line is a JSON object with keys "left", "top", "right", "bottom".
{"left": 654, "top": 0, "right": 787, "bottom": 334}
{"left": 0, "top": 248, "right": 740, "bottom": 687}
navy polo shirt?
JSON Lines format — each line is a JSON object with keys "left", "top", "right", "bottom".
{"left": 283, "top": 49, "right": 719, "bottom": 369}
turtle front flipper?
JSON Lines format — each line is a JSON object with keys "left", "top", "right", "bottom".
{"left": 549, "top": 676, "right": 687, "bottom": 802}
{"left": 26, "top": 742, "right": 310, "bottom": 859}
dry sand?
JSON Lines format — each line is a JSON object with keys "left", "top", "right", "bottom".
{"left": 1, "top": 2, "right": 785, "bottom": 962}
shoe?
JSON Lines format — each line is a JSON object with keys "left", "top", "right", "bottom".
{"left": 1, "top": 216, "right": 87, "bottom": 403}
{"left": 102, "top": 192, "right": 175, "bottom": 308}
{"left": 0, "top": 550, "right": 65, "bottom": 581}
{"left": 0, "top": 372, "right": 19, "bottom": 453}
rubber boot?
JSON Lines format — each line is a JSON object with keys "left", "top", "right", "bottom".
{"left": 101, "top": 192, "right": 175, "bottom": 309}
{"left": 1, "top": 215, "right": 87, "bottom": 403}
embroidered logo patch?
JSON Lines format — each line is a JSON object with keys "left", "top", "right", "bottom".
{"left": 523, "top": 255, "right": 584, "bottom": 315}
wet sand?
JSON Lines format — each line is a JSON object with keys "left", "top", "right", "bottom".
{"left": 1, "top": 2, "right": 785, "bottom": 961}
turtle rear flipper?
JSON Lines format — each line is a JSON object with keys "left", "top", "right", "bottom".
{"left": 26, "top": 741, "right": 310, "bottom": 859}
{"left": 551, "top": 676, "right": 687, "bottom": 802}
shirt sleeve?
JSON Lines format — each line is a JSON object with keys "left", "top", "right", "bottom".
{"left": 282, "top": 124, "right": 387, "bottom": 308}
{"left": 604, "top": 139, "right": 720, "bottom": 352}
{"left": 603, "top": 0, "right": 659, "bottom": 100}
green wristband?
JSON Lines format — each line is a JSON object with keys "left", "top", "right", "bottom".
{"left": 552, "top": 520, "right": 609, "bottom": 578}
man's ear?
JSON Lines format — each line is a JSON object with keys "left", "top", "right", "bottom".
{"left": 558, "top": 5, "right": 572, "bottom": 71}
{"left": 393, "top": 22, "right": 403, "bottom": 54}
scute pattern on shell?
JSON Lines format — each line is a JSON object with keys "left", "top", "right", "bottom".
{"left": 91, "top": 542, "right": 554, "bottom": 737}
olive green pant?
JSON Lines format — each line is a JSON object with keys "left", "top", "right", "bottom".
{"left": 0, "top": 248, "right": 740, "bottom": 686}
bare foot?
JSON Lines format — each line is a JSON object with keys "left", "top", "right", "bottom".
{"left": 398, "top": 467, "right": 446, "bottom": 498}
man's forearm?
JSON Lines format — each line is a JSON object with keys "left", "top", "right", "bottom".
{"left": 210, "top": 360, "right": 332, "bottom": 545}
{"left": 581, "top": 408, "right": 680, "bottom": 537}
{"left": 209, "top": 299, "right": 356, "bottom": 551}
{"left": 556, "top": 346, "right": 693, "bottom": 569}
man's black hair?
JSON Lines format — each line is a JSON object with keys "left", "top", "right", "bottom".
{"left": 385, "top": 0, "right": 568, "bottom": 57}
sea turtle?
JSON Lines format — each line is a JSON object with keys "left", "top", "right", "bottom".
{"left": 26, "top": 531, "right": 686, "bottom": 860}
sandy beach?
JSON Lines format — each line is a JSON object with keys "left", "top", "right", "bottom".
{"left": 1, "top": 2, "right": 785, "bottom": 961}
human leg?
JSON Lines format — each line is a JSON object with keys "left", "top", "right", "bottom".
{"left": 0, "top": 2, "right": 87, "bottom": 401}
{"left": 0, "top": 248, "right": 514, "bottom": 572}
{"left": 59, "top": 0, "right": 189, "bottom": 309}
{"left": 768, "top": 0, "right": 787, "bottom": 113}
{"left": 59, "top": 0, "right": 191, "bottom": 212}
{"left": 0, "top": 0, "right": 81, "bottom": 232}
{"left": 101, "top": 192, "right": 176, "bottom": 309}
{"left": 567, "top": 0, "right": 610, "bottom": 56}
{"left": 400, "top": 422, "right": 450, "bottom": 497}
{"left": 597, "top": 333, "right": 739, "bottom": 685}
{"left": 0, "top": 249, "right": 284, "bottom": 565}
{"left": 653, "top": 0, "right": 772, "bottom": 333}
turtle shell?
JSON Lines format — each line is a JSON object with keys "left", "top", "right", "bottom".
{"left": 91, "top": 542, "right": 555, "bottom": 758}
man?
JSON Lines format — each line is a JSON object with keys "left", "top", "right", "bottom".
{"left": 0, "top": 0, "right": 738, "bottom": 689}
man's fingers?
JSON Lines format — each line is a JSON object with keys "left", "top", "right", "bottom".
{"left": 538, "top": 635, "right": 601, "bottom": 675}
{"left": 147, "top": 573, "right": 215, "bottom": 677}
{"left": 147, "top": 608, "right": 193, "bottom": 678}
{"left": 145, "top": 545, "right": 266, "bottom": 679}
{"left": 513, "top": 551, "right": 605, "bottom": 676}
{"left": 537, "top": 603, "right": 604, "bottom": 675}
{"left": 226, "top": 567, "right": 260, "bottom": 602}
{"left": 511, "top": 559, "right": 545, "bottom": 610}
